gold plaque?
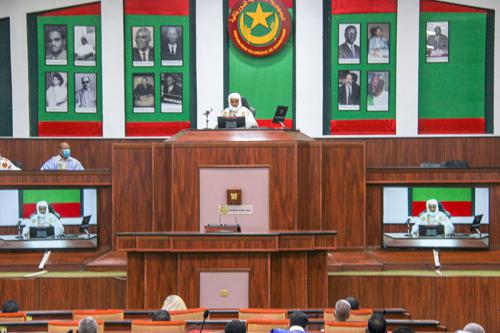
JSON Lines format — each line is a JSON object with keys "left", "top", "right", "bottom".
{"left": 227, "top": 189, "right": 242, "bottom": 205}
{"left": 220, "top": 289, "right": 229, "bottom": 297}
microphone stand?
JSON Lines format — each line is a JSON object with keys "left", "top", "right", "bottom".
{"left": 204, "top": 108, "right": 213, "bottom": 129}
{"left": 16, "top": 219, "right": 23, "bottom": 239}
{"left": 200, "top": 310, "right": 210, "bottom": 333}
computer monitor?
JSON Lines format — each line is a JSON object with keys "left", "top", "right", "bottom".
{"left": 418, "top": 224, "right": 444, "bottom": 237}
{"left": 29, "top": 226, "right": 55, "bottom": 239}
{"left": 218, "top": 116, "right": 246, "bottom": 129}
{"left": 272, "top": 106, "right": 288, "bottom": 125}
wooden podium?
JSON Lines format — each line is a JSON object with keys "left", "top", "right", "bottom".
{"left": 113, "top": 130, "right": 335, "bottom": 308}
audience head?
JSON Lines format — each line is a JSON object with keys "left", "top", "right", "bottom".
{"left": 392, "top": 327, "right": 415, "bottom": 333}
{"left": 345, "top": 296, "right": 359, "bottom": 310}
{"left": 334, "top": 299, "right": 351, "bottom": 321}
{"left": 290, "top": 311, "right": 308, "bottom": 330}
{"left": 224, "top": 320, "right": 246, "bottom": 333}
{"left": 367, "top": 313, "right": 387, "bottom": 333}
{"left": 152, "top": 309, "right": 170, "bottom": 321}
{"left": 161, "top": 294, "right": 187, "bottom": 311}
{"left": 78, "top": 317, "right": 98, "bottom": 333}
{"left": 463, "top": 323, "right": 485, "bottom": 333}
{"left": 2, "top": 300, "right": 19, "bottom": 313}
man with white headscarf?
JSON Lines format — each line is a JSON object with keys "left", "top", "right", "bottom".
{"left": 411, "top": 198, "right": 454, "bottom": 236}
{"left": 220, "top": 92, "right": 258, "bottom": 129}
{"left": 22, "top": 201, "right": 64, "bottom": 238}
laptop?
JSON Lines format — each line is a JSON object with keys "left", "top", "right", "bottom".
{"left": 29, "top": 226, "right": 55, "bottom": 239}
{"left": 217, "top": 116, "right": 246, "bottom": 129}
{"left": 272, "top": 106, "right": 289, "bottom": 125}
{"left": 470, "top": 214, "right": 483, "bottom": 232}
{"left": 418, "top": 224, "right": 444, "bottom": 237}
{"left": 79, "top": 215, "right": 92, "bottom": 233}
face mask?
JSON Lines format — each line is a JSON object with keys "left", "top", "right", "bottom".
{"left": 62, "top": 149, "right": 71, "bottom": 159}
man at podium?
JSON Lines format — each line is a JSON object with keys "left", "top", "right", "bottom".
{"left": 411, "top": 198, "right": 454, "bottom": 236}
{"left": 220, "top": 92, "right": 258, "bottom": 129}
{"left": 22, "top": 201, "right": 65, "bottom": 238}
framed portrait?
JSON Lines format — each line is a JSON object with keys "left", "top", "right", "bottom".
{"left": 74, "top": 73, "right": 97, "bottom": 113}
{"left": 338, "top": 23, "right": 360, "bottom": 64}
{"left": 367, "top": 71, "right": 389, "bottom": 111}
{"left": 426, "top": 21, "right": 449, "bottom": 63}
{"left": 338, "top": 70, "right": 360, "bottom": 111}
{"left": 161, "top": 73, "right": 183, "bottom": 113}
{"left": 132, "top": 73, "right": 155, "bottom": 113}
{"left": 132, "top": 26, "right": 154, "bottom": 67}
{"left": 161, "top": 26, "right": 183, "bottom": 66}
{"left": 74, "top": 26, "right": 96, "bottom": 66}
{"left": 367, "top": 23, "right": 390, "bottom": 64}
{"left": 45, "top": 72, "right": 68, "bottom": 112}
{"left": 45, "top": 25, "right": 67, "bottom": 65}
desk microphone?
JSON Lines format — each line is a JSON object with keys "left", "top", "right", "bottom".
{"left": 199, "top": 309, "right": 210, "bottom": 333}
{"left": 203, "top": 108, "right": 213, "bottom": 116}
{"left": 16, "top": 219, "right": 23, "bottom": 239}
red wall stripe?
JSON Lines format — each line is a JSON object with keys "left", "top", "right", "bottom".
{"left": 23, "top": 203, "right": 81, "bottom": 219}
{"left": 229, "top": 0, "right": 293, "bottom": 9}
{"left": 256, "top": 119, "right": 293, "bottom": 129}
{"left": 330, "top": 119, "right": 396, "bottom": 135}
{"left": 41, "top": 3, "right": 100, "bottom": 16}
{"left": 419, "top": 118, "right": 485, "bottom": 134}
{"left": 38, "top": 122, "right": 103, "bottom": 137}
{"left": 412, "top": 201, "right": 473, "bottom": 217}
{"left": 126, "top": 121, "right": 191, "bottom": 136}
{"left": 331, "top": 0, "right": 397, "bottom": 14}
{"left": 124, "top": 0, "right": 189, "bottom": 16}
{"left": 421, "top": 0, "right": 487, "bottom": 14}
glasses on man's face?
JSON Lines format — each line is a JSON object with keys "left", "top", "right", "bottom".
{"left": 82, "top": 80, "right": 90, "bottom": 84}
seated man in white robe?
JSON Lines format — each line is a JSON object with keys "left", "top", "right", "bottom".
{"left": 23, "top": 201, "right": 65, "bottom": 238}
{"left": 411, "top": 198, "right": 454, "bottom": 236}
{"left": 220, "top": 92, "right": 258, "bottom": 129}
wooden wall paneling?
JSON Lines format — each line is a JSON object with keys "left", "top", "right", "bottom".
{"left": 112, "top": 144, "right": 153, "bottom": 236}
{"left": 81, "top": 278, "right": 126, "bottom": 309}
{"left": 171, "top": 144, "right": 297, "bottom": 231}
{"left": 365, "top": 186, "right": 383, "bottom": 248}
{"left": 143, "top": 253, "right": 178, "bottom": 308}
{"left": 465, "top": 137, "right": 500, "bottom": 166}
{"left": 153, "top": 143, "right": 173, "bottom": 231}
{"left": 97, "top": 187, "right": 112, "bottom": 247}
{"left": 489, "top": 185, "right": 500, "bottom": 249}
{"left": 270, "top": 252, "right": 308, "bottom": 308}
{"left": 177, "top": 253, "right": 270, "bottom": 308}
{"left": 0, "top": 278, "right": 38, "bottom": 310}
{"left": 307, "top": 251, "right": 328, "bottom": 308}
{"left": 296, "top": 141, "right": 322, "bottom": 230}
{"left": 322, "top": 143, "right": 365, "bottom": 248}
{"left": 126, "top": 253, "right": 145, "bottom": 309}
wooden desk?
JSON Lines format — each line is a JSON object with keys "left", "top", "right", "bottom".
{"left": 384, "top": 232, "right": 489, "bottom": 249}
{"left": 0, "top": 234, "right": 97, "bottom": 250}
{"left": 117, "top": 231, "right": 336, "bottom": 309}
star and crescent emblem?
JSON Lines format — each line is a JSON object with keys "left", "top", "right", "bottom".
{"left": 228, "top": 0, "right": 292, "bottom": 57}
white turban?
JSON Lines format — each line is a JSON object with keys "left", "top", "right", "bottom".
{"left": 36, "top": 201, "right": 49, "bottom": 218}
{"left": 161, "top": 295, "right": 187, "bottom": 311}
{"left": 426, "top": 199, "right": 438, "bottom": 213}
{"left": 228, "top": 92, "right": 242, "bottom": 112}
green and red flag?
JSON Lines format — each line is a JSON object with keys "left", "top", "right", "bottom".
{"left": 21, "top": 189, "right": 82, "bottom": 218}
{"left": 411, "top": 187, "right": 472, "bottom": 217}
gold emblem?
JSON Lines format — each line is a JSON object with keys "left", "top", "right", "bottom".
{"left": 230, "top": 192, "right": 238, "bottom": 201}
{"left": 220, "top": 289, "right": 229, "bottom": 297}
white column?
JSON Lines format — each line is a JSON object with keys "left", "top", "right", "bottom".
{"left": 295, "top": 0, "right": 324, "bottom": 137}
{"left": 101, "top": 0, "right": 125, "bottom": 137}
{"left": 396, "top": 0, "right": 420, "bottom": 136}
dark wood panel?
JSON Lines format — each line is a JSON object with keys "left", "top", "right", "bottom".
{"left": 271, "top": 252, "right": 308, "bottom": 308}
{"left": 367, "top": 167, "right": 500, "bottom": 184}
{"left": 307, "top": 251, "right": 328, "bottom": 308}
{"left": 490, "top": 186, "right": 500, "bottom": 248}
{"left": 127, "top": 253, "right": 145, "bottom": 309}
{"left": 153, "top": 144, "right": 172, "bottom": 231}
{"left": 366, "top": 186, "right": 383, "bottom": 247}
{"left": 143, "top": 253, "right": 178, "bottom": 308}
{"left": 0, "top": 278, "right": 37, "bottom": 310}
{"left": 328, "top": 275, "right": 499, "bottom": 332}
{"left": 112, "top": 145, "right": 153, "bottom": 235}
{"left": 97, "top": 187, "right": 112, "bottom": 247}
{"left": 322, "top": 143, "right": 365, "bottom": 248}
{"left": 297, "top": 141, "right": 322, "bottom": 230}
{"left": 0, "top": 171, "right": 111, "bottom": 186}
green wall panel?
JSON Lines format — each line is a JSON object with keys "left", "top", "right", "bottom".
{"left": 0, "top": 18, "right": 13, "bottom": 136}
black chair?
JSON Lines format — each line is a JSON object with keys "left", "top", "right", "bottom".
{"left": 241, "top": 96, "right": 256, "bottom": 118}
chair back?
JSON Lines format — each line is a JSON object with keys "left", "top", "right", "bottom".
{"left": 48, "top": 320, "right": 104, "bottom": 333}
{"left": 324, "top": 321, "right": 367, "bottom": 333}
{"left": 73, "top": 309, "right": 124, "bottom": 320}
{"left": 0, "top": 312, "right": 26, "bottom": 322}
{"left": 348, "top": 309, "right": 373, "bottom": 322}
{"left": 246, "top": 319, "right": 289, "bottom": 333}
{"left": 170, "top": 307, "right": 207, "bottom": 321}
{"left": 239, "top": 308, "right": 287, "bottom": 320}
{"left": 131, "top": 320, "right": 185, "bottom": 333}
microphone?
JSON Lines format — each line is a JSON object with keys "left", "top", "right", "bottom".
{"left": 199, "top": 309, "right": 210, "bottom": 333}
{"left": 203, "top": 108, "right": 213, "bottom": 116}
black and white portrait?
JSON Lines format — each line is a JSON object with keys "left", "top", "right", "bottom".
{"left": 74, "top": 26, "right": 96, "bottom": 66}
{"left": 161, "top": 73, "right": 183, "bottom": 113}
{"left": 45, "top": 72, "right": 68, "bottom": 112}
{"left": 367, "top": 23, "right": 389, "bottom": 64}
{"left": 74, "top": 73, "right": 97, "bottom": 113}
{"left": 132, "top": 26, "right": 154, "bottom": 67}
{"left": 367, "top": 71, "right": 389, "bottom": 111}
{"left": 45, "top": 25, "right": 67, "bottom": 65}
{"left": 338, "top": 23, "right": 360, "bottom": 64}
{"left": 426, "top": 21, "right": 449, "bottom": 63}
{"left": 161, "top": 26, "right": 183, "bottom": 66}
{"left": 133, "top": 74, "right": 155, "bottom": 112}
{"left": 338, "top": 70, "right": 360, "bottom": 111}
